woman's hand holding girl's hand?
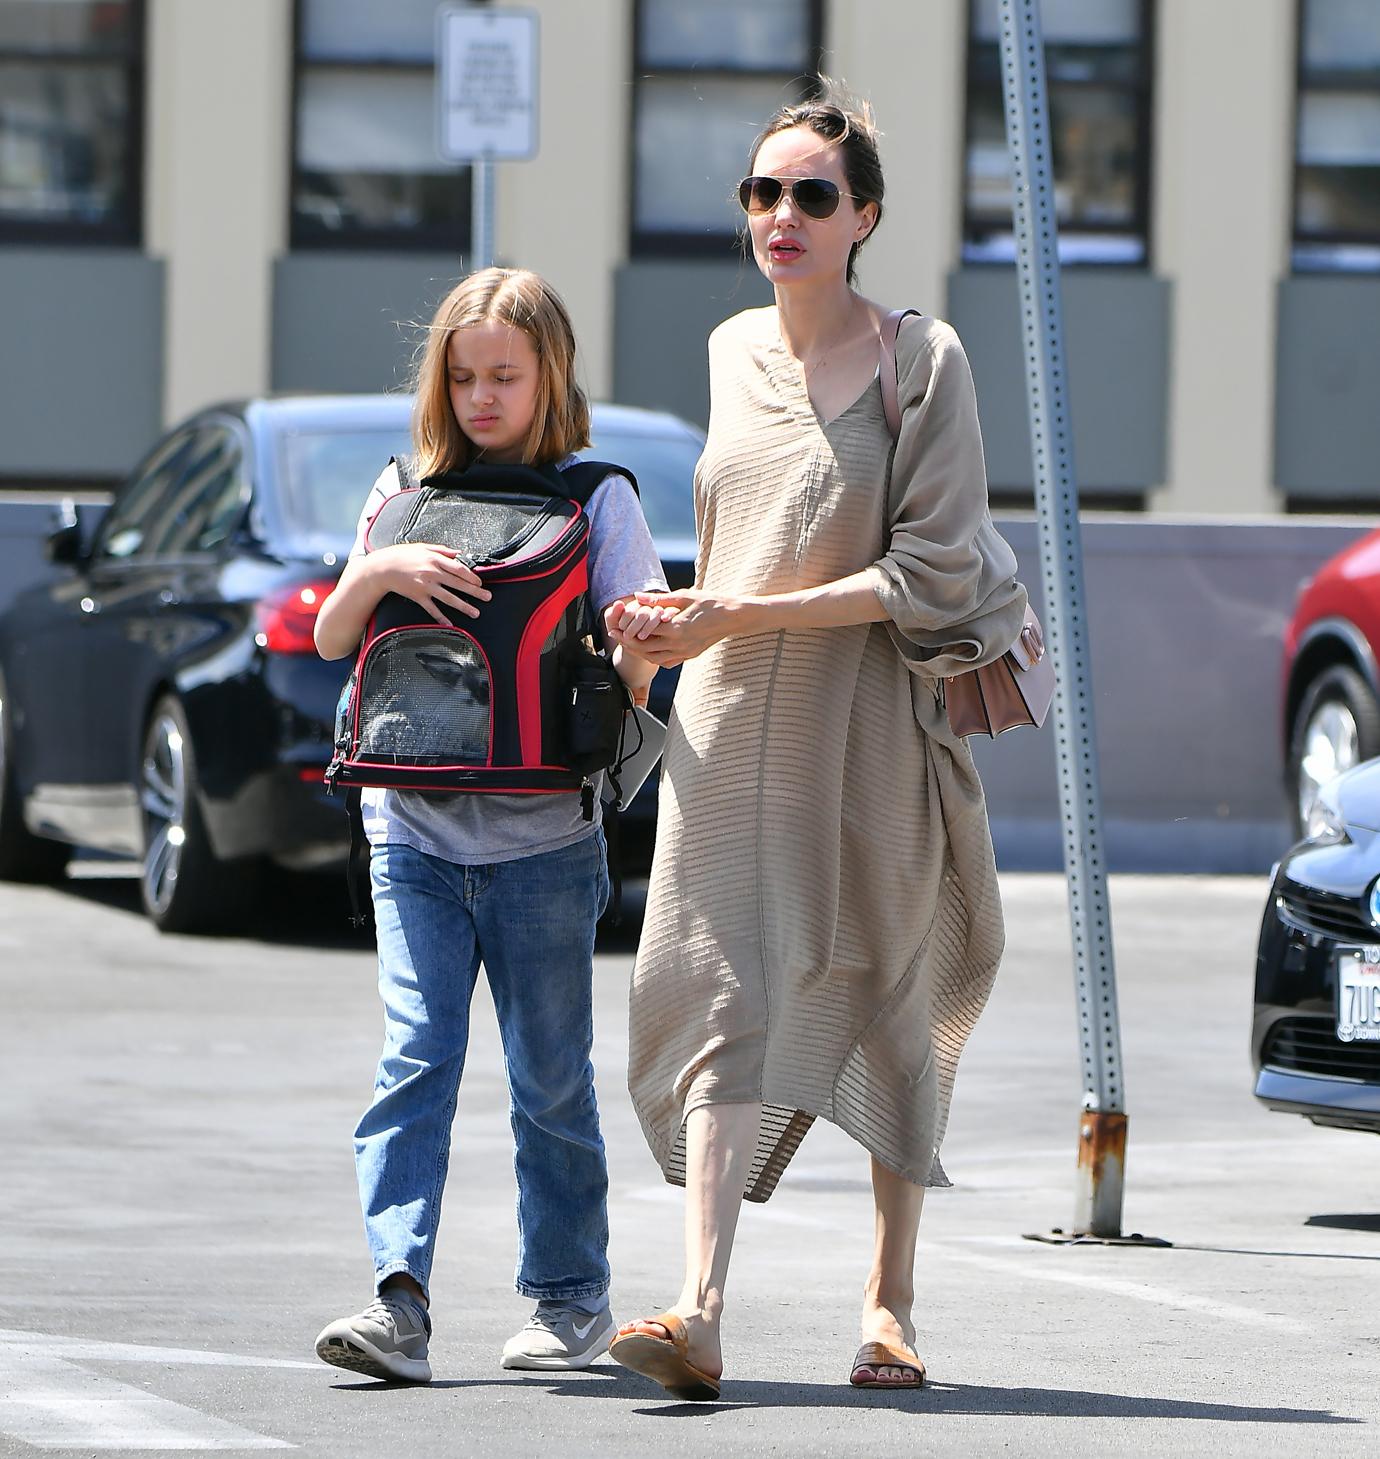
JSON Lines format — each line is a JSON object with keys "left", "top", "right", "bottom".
{"left": 602, "top": 598, "right": 677, "bottom": 656}
{"left": 610, "top": 589, "right": 743, "bottom": 667}
{"left": 369, "top": 543, "right": 492, "bottom": 625}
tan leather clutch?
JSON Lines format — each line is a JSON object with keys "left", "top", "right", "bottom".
{"left": 942, "top": 605, "right": 1055, "bottom": 738}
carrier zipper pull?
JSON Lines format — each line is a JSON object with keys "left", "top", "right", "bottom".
{"left": 324, "top": 758, "right": 342, "bottom": 794}
{"left": 581, "top": 779, "right": 595, "bottom": 822}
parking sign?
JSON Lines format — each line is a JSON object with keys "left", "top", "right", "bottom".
{"left": 437, "top": 5, "right": 539, "bottom": 162}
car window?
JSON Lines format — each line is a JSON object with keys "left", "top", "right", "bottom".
{"left": 143, "top": 427, "right": 249, "bottom": 557}
{"left": 271, "top": 417, "right": 703, "bottom": 552}
{"left": 95, "top": 429, "right": 201, "bottom": 562}
{"left": 583, "top": 427, "right": 701, "bottom": 542}
{"left": 278, "top": 428, "right": 411, "bottom": 544}
{"left": 95, "top": 426, "right": 249, "bottom": 562}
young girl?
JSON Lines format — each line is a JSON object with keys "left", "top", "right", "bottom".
{"left": 312, "top": 268, "right": 668, "bottom": 1383}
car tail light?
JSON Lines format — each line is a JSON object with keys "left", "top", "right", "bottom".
{"left": 255, "top": 579, "right": 337, "bottom": 655}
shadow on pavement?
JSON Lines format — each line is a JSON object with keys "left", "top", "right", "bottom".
{"left": 566, "top": 1376, "right": 1358, "bottom": 1424}
{"left": 58, "top": 862, "right": 369, "bottom": 949}
{"left": 328, "top": 1368, "right": 1357, "bottom": 1424}
{"left": 632, "top": 1383, "right": 1358, "bottom": 1424}
{"left": 1306, "top": 1213, "right": 1380, "bottom": 1234}
{"left": 1172, "top": 1241, "right": 1380, "bottom": 1263}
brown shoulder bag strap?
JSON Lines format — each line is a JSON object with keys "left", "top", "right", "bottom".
{"left": 878, "top": 308, "right": 924, "bottom": 441}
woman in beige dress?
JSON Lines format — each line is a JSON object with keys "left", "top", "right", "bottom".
{"left": 602, "top": 88, "right": 1028, "bottom": 1399}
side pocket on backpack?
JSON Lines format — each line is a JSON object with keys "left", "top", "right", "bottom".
{"left": 563, "top": 648, "right": 628, "bottom": 775}
{"left": 333, "top": 667, "right": 358, "bottom": 758}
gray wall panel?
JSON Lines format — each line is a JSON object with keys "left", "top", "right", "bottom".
{"left": 975, "top": 516, "right": 1369, "bottom": 871}
{"left": 947, "top": 269, "right": 1172, "bottom": 494}
{"left": 272, "top": 254, "right": 465, "bottom": 394}
{"left": 0, "top": 250, "right": 164, "bottom": 480}
{"left": 1274, "top": 277, "right": 1380, "bottom": 499}
{"left": 613, "top": 260, "right": 773, "bottom": 427}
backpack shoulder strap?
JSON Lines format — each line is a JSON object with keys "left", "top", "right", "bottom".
{"left": 391, "top": 455, "right": 416, "bottom": 491}
{"left": 879, "top": 309, "right": 925, "bottom": 441}
{"left": 558, "top": 460, "right": 640, "bottom": 506}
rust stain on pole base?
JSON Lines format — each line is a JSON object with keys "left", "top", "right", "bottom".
{"left": 1024, "top": 1110, "right": 1170, "bottom": 1245}
{"left": 1077, "top": 1110, "right": 1128, "bottom": 1186}
{"left": 1074, "top": 1109, "right": 1128, "bottom": 1238}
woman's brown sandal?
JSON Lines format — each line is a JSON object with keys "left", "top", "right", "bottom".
{"left": 608, "top": 1312, "right": 721, "bottom": 1401}
{"left": 849, "top": 1340, "right": 925, "bottom": 1388}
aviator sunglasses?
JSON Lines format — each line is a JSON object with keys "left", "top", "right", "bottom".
{"left": 737, "top": 174, "right": 855, "bottom": 221}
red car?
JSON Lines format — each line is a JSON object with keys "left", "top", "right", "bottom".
{"left": 1285, "top": 529, "right": 1380, "bottom": 838}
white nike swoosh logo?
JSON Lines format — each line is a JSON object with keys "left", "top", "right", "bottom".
{"left": 571, "top": 1314, "right": 602, "bottom": 1340}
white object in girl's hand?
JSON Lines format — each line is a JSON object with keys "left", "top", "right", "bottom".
{"left": 610, "top": 707, "right": 668, "bottom": 810}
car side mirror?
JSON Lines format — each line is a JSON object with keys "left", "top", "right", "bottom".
{"left": 45, "top": 500, "right": 86, "bottom": 566}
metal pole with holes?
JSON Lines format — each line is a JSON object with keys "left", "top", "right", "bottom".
{"left": 997, "top": 0, "right": 1130, "bottom": 1240}
{"left": 471, "top": 155, "right": 495, "bottom": 271}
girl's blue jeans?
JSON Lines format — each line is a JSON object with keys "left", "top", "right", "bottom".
{"left": 354, "top": 833, "right": 611, "bottom": 1303}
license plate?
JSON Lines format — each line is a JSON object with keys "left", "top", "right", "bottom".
{"left": 1337, "top": 947, "right": 1380, "bottom": 1043}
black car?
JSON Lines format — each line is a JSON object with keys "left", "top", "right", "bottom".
{"left": 0, "top": 397, "right": 700, "bottom": 933}
{"left": 1254, "top": 756, "right": 1380, "bottom": 1133}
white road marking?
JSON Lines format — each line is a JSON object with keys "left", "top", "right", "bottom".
{"left": 925, "top": 1240, "right": 1311, "bottom": 1333}
{"left": 0, "top": 1331, "right": 311, "bottom": 1451}
{"left": 0, "top": 1330, "right": 318, "bottom": 1369}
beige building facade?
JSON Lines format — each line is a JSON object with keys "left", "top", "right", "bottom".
{"left": 2, "top": 0, "right": 1377, "bottom": 513}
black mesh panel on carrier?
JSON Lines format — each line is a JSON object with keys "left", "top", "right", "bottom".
{"left": 399, "top": 496, "right": 561, "bottom": 560}
{"left": 356, "top": 630, "right": 491, "bottom": 764}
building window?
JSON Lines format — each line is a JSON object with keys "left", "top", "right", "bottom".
{"left": 1294, "top": 0, "right": 1380, "bottom": 271}
{"left": 631, "top": 0, "right": 822, "bottom": 255}
{"left": 963, "top": 0, "right": 1153, "bottom": 266}
{"left": 291, "top": 0, "right": 474, "bottom": 250}
{"left": 0, "top": 0, "right": 144, "bottom": 244}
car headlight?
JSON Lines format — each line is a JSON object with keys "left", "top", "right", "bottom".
{"left": 1306, "top": 781, "right": 1349, "bottom": 844}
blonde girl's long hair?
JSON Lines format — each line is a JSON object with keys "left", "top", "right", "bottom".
{"left": 412, "top": 267, "right": 591, "bottom": 478}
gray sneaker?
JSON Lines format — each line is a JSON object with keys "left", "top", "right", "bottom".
{"left": 315, "top": 1290, "right": 433, "bottom": 1383}
{"left": 501, "top": 1298, "right": 616, "bottom": 1370}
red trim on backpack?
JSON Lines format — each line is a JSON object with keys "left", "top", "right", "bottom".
{"left": 338, "top": 779, "right": 575, "bottom": 794}
{"left": 515, "top": 560, "right": 590, "bottom": 765}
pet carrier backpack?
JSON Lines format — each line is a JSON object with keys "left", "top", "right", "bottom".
{"left": 325, "top": 456, "right": 636, "bottom": 811}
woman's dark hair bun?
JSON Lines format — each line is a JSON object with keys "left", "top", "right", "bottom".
{"left": 749, "top": 78, "right": 884, "bottom": 287}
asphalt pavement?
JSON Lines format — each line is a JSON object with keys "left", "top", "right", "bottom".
{"left": 0, "top": 866, "right": 1375, "bottom": 1457}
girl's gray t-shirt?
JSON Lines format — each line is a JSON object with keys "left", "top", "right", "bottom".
{"left": 347, "top": 458, "right": 669, "bottom": 865}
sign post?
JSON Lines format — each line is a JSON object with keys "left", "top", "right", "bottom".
{"left": 437, "top": 5, "right": 539, "bottom": 270}
{"left": 997, "top": 0, "right": 1165, "bottom": 1247}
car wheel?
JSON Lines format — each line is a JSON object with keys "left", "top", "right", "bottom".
{"left": 139, "top": 695, "right": 259, "bottom": 933}
{"left": 0, "top": 665, "right": 70, "bottom": 883}
{"left": 1289, "top": 664, "right": 1380, "bottom": 839}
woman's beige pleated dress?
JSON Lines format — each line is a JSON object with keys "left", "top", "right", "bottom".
{"left": 629, "top": 308, "right": 1028, "bottom": 1201}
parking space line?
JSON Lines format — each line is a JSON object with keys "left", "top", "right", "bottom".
{"left": 0, "top": 1334, "right": 306, "bottom": 1451}
{"left": 927, "top": 1241, "right": 1311, "bottom": 1333}
{"left": 0, "top": 1329, "right": 317, "bottom": 1370}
